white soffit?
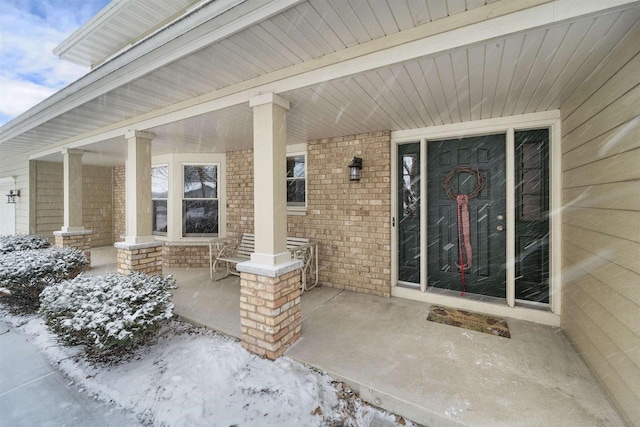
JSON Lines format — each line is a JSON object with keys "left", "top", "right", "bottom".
{"left": 4, "top": 0, "right": 640, "bottom": 164}
{"left": 53, "top": 0, "right": 210, "bottom": 67}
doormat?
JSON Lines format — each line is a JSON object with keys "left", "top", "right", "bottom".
{"left": 427, "top": 305, "right": 510, "bottom": 338}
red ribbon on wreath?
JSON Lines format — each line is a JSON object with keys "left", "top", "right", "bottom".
{"left": 442, "top": 167, "right": 485, "bottom": 296}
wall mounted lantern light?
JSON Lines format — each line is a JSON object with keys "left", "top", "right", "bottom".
{"left": 6, "top": 190, "right": 19, "bottom": 204}
{"left": 348, "top": 157, "right": 363, "bottom": 182}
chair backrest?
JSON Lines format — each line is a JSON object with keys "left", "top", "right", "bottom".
{"left": 237, "top": 234, "right": 256, "bottom": 258}
{"left": 286, "top": 236, "right": 310, "bottom": 250}
{"left": 240, "top": 233, "right": 309, "bottom": 255}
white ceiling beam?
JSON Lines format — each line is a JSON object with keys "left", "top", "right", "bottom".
{"left": 25, "top": 0, "right": 640, "bottom": 157}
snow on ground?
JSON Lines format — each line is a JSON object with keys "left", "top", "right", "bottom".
{"left": 1, "top": 311, "right": 413, "bottom": 427}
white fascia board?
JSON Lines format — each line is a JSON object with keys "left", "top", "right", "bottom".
{"left": 0, "top": 0, "right": 303, "bottom": 145}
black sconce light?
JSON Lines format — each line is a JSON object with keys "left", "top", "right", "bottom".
{"left": 6, "top": 190, "right": 20, "bottom": 204}
{"left": 348, "top": 157, "right": 363, "bottom": 182}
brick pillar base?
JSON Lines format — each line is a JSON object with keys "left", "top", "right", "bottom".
{"left": 238, "top": 262, "right": 303, "bottom": 360}
{"left": 53, "top": 230, "right": 92, "bottom": 265}
{"left": 114, "top": 241, "right": 163, "bottom": 275}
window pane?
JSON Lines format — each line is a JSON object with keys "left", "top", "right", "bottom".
{"left": 184, "top": 165, "right": 217, "bottom": 199}
{"left": 287, "top": 180, "right": 305, "bottom": 205}
{"left": 151, "top": 166, "right": 169, "bottom": 199}
{"left": 286, "top": 156, "right": 305, "bottom": 178}
{"left": 183, "top": 200, "right": 218, "bottom": 235}
{"left": 402, "top": 154, "right": 419, "bottom": 218}
{"left": 152, "top": 200, "right": 167, "bottom": 233}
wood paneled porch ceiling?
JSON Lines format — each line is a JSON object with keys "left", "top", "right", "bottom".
{"left": 4, "top": 1, "right": 640, "bottom": 165}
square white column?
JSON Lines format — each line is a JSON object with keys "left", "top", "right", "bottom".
{"left": 249, "top": 92, "right": 291, "bottom": 266}
{"left": 123, "top": 130, "right": 155, "bottom": 244}
{"left": 61, "top": 148, "right": 85, "bottom": 232}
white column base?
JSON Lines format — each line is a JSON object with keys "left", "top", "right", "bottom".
{"left": 237, "top": 258, "right": 303, "bottom": 277}
{"left": 250, "top": 251, "right": 291, "bottom": 266}
{"left": 57, "top": 227, "right": 91, "bottom": 235}
{"left": 124, "top": 235, "right": 157, "bottom": 245}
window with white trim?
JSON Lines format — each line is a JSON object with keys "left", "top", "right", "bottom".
{"left": 151, "top": 165, "right": 168, "bottom": 235}
{"left": 182, "top": 164, "right": 219, "bottom": 236}
{"left": 286, "top": 154, "right": 306, "bottom": 208}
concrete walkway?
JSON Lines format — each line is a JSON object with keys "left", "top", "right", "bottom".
{"left": 0, "top": 321, "right": 139, "bottom": 427}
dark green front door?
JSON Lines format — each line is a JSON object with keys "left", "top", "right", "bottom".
{"left": 426, "top": 135, "right": 507, "bottom": 298}
{"left": 397, "top": 143, "right": 421, "bottom": 284}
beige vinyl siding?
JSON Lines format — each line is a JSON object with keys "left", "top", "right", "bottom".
{"left": 0, "top": 155, "right": 30, "bottom": 234}
{"left": 560, "top": 23, "right": 640, "bottom": 427}
{"left": 33, "top": 161, "right": 114, "bottom": 247}
{"left": 34, "top": 161, "right": 64, "bottom": 241}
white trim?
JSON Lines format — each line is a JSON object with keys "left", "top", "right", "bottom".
{"left": 506, "top": 129, "right": 516, "bottom": 307}
{"left": 286, "top": 143, "right": 307, "bottom": 213}
{"left": 420, "top": 138, "right": 428, "bottom": 293}
{"left": 0, "top": 177, "right": 16, "bottom": 235}
{"left": 153, "top": 152, "right": 226, "bottom": 242}
{"left": 392, "top": 286, "right": 560, "bottom": 327}
{"left": 390, "top": 111, "right": 562, "bottom": 322}
{"left": 249, "top": 92, "right": 290, "bottom": 110}
{"left": 237, "top": 258, "right": 302, "bottom": 277}
{"left": 151, "top": 164, "right": 169, "bottom": 236}
{"left": 181, "top": 162, "right": 221, "bottom": 238}
{"left": 125, "top": 130, "right": 154, "bottom": 140}
{"left": 390, "top": 140, "right": 398, "bottom": 287}
{"left": 549, "top": 119, "right": 563, "bottom": 316}
{"left": 392, "top": 111, "right": 561, "bottom": 142}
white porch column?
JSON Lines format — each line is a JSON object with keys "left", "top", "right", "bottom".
{"left": 237, "top": 93, "right": 303, "bottom": 359}
{"left": 115, "top": 130, "right": 162, "bottom": 275}
{"left": 248, "top": 92, "right": 291, "bottom": 266}
{"left": 61, "top": 148, "right": 84, "bottom": 232}
{"left": 124, "top": 130, "right": 155, "bottom": 244}
{"left": 54, "top": 148, "right": 91, "bottom": 264}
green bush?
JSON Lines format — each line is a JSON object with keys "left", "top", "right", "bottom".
{"left": 40, "top": 273, "right": 175, "bottom": 358}
{"left": 0, "top": 234, "right": 51, "bottom": 254}
{"left": 0, "top": 247, "right": 88, "bottom": 311}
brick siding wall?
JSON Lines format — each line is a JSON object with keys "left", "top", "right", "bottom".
{"left": 227, "top": 149, "right": 254, "bottom": 237}
{"left": 226, "top": 131, "right": 391, "bottom": 297}
{"left": 162, "top": 243, "right": 210, "bottom": 268}
{"left": 116, "top": 245, "right": 163, "bottom": 275}
{"left": 113, "top": 166, "right": 125, "bottom": 242}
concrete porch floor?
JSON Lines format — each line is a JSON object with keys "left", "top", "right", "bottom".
{"left": 88, "top": 247, "right": 624, "bottom": 426}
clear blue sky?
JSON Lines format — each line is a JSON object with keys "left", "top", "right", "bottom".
{"left": 0, "top": 0, "right": 111, "bottom": 126}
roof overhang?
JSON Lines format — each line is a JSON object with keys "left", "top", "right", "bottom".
{"left": 2, "top": 0, "right": 639, "bottom": 166}
{"left": 53, "top": 0, "right": 218, "bottom": 68}
{"left": 0, "top": 0, "right": 300, "bottom": 144}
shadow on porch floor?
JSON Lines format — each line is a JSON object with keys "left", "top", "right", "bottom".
{"left": 88, "top": 247, "right": 624, "bottom": 426}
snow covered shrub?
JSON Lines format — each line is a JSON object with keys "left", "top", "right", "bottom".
{"left": 0, "top": 234, "right": 51, "bottom": 254}
{"left": 39, "top": 273, "right": 175, "bottom": 358}
{"left": 0, "top": 247, "right": 88, "bottom": 311}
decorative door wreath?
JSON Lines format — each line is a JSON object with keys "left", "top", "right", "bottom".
{"left": 441, "top": 166, "right": 486, "bottom": 295}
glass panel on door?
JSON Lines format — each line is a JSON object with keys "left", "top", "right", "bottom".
{"left": 515, "top": 129, "right": 550, "bottom": 303}
{"left": 397, "top": 143, "right": 421, "bottom": 284}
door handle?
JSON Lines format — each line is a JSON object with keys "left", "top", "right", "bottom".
{"left": 496, "top": 225, "right": 504, "bottom": 232}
